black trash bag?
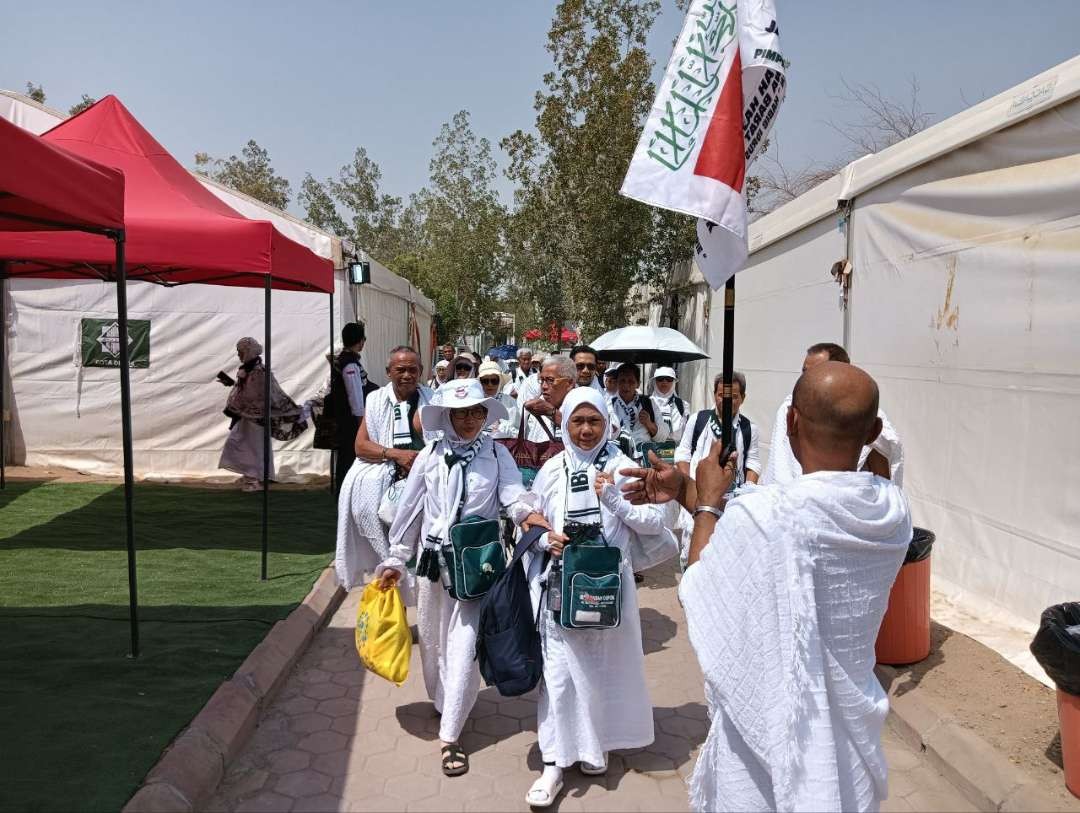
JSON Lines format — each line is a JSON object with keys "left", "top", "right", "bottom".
{"left": 905, "top": 527, "right": 936, "bottom": 564}
{"left": 1030, "top": 603, "right": 1080, "bottom": 696}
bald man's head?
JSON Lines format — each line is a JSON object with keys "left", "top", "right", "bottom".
{"left": 788, "top": 362, "right": 882, "bottom": 473}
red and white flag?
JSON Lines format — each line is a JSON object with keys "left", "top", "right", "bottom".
{"left": 620, "top": 0, "right": 787, "bottom": 289}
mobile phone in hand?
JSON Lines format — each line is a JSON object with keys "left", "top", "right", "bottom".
{"left": 216, "top": 371, "right": 235, "bottom": 386}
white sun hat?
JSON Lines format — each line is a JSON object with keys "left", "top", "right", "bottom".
{"left": 420, "top": 378, "right": 508, "bottom": 433}
{"left": 651, "top": 366, "right": 678, "bottom": 381}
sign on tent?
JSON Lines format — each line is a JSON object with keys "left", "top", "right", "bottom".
{"left": 79, "top": 317, "right": 151, "bottom": 368}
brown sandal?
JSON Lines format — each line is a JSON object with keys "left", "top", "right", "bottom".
{"left": 441, "top": 743, "right": 468, "bottom": 777}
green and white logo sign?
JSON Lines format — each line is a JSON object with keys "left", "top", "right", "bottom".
{"left": 79, "top": 317, "right": 151, "bottom": 368}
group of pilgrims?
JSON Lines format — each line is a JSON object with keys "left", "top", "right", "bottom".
{"left": 254, "top": 326, "right": 914, "bottom": 812}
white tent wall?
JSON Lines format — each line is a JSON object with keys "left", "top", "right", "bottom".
{"left": 707, "top": 196, "right": 846, "bottom": 434}
{"left": 6, "top": 276, "right": 335, "bottom": 480}
{"left": 701, "top": 58, "right": 1080, "bottom": 680}
{"left": 848, "top": 95, "right": 1080, "bottom": 634}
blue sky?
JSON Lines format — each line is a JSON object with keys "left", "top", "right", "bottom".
{"left": 4, "top": 1, "right": 1079, "bottom": 212}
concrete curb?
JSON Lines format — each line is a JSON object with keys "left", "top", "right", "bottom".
{"left": 878, "top": 664, "right": 1073, "bottom": 812}
{"left": 122, "top": 568, "right": 345, "bottom": 813}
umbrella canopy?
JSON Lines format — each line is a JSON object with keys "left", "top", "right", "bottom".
{"left": 486, "top": 343, "right": 518, "bottom": 360}
{"left": 0, "top": 96, "right": 332, "bottom": 293}
{"left": 0, "top": 116, "right": 124, "bottom": 233}
{"left": 591, "top": 326, "right": 708, "bottom": 364}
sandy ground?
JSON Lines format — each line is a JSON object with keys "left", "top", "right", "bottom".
{"left": 890, "top": 621, "right": 1079, "bottom": 809}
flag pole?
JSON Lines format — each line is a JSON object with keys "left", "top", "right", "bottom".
{"left": 720, "top": 276, "right": 735, "bottom": 450}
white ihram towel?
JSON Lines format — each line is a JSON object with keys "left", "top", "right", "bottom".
{"left": 678, "top": 470, "right": 911, "bottom": 812}
{"left": 333, "top": 384, "right": 432, "bottom": 591}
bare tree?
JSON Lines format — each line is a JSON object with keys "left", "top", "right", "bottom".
{"left": 826, "top": 76, "right": 933, "bottom": 155}
{"left": 749, "top": 75, "right": 933, "bottom": 218}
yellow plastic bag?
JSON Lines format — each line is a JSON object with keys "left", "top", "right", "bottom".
{"left": 355, "top": 581, "right": 411, "bottom": 686}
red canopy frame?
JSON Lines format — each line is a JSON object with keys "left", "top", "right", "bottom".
{"left": 0, "top": 116, "right": 142, "bottom": 654}
{"left": 0, "top": 99, "right": 335, "bottom": 658}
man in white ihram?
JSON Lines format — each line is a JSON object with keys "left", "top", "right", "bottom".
{"left": 621, "top": 362, "right": 911, "bottom": 812}
{"left": 763, "top": 342, "right": 904, "bottom": 486}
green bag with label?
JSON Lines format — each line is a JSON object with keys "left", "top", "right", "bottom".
{"left": 442, "top": 516, "right": 506, "bottom": 602}
{"left": 554, "top": 528, "right": 623, "bottom": 630}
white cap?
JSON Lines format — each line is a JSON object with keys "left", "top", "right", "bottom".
{"left": 652, "top": 366, "right": 678, "bottom": 381}
{"left": 435, "top": 359, "right": 450, "bottom": 369}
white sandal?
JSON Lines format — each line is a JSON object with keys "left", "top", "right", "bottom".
{"left": 526, "top": 771, "right": 564, "bottom": 808}
{"left": 579, "top": 754, "right": 608, "bottom": 776}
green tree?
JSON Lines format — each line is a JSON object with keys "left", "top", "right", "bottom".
{"left": 68, "top": 95, "right": 96, "bottom": 116}
{"left": 297, "top": 173, "right": 347, "bottom": 236}
{"left": 194, "top": 140, "right": 291, "bottom": 209}
{"left": 401, "top": 111, "right": 507, "bottom": 343}
{"left": 329, "top": 147, "right": 408, "bottom": 263}
{"left": 25, "top": 82, "right": 45, "bottom": 104}
{"left": 502, "top": 0, "right": 695, "bottom": 336}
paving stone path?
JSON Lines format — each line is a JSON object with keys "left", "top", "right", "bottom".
{"left": 208, "top": 563, "right": 976, "bottom": 812}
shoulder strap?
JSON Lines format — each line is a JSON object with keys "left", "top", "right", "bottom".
{"left": 511, "top": 526, "right": 546, "bottom": 570}
{"left": 690, "top": 409, "right": 711, "bottom": 455}
{"left": 639, "top": 396, "right": 655, "bottom": 421}
{"left": 740, "top": 417, "right": 752, "bottom": 477}
{"left": 674, "top": 397, "right": 686, "bottom": 417}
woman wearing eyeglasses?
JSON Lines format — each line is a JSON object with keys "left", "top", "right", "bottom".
{"left": 451, "top": 353, "right": 478, "bottom": 379}
{"left": 375, "top": 379, "right": 552, "bottom": 778}
{"left": 477, "top": 360, "right": 520, "bottom": 438}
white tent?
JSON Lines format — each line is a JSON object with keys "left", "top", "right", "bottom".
{"left": 663, "top": 58, "right": 1080, "bottom": 680}
{"left": 0, "top": 90, "right": 434, "bottom": 481}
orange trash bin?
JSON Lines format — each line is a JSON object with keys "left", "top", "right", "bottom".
{"left": 876, "top": 528, "right": 935, "bottom": 666}
{"left": 1060, "top": 689, "right": 1080, "bottom": 798}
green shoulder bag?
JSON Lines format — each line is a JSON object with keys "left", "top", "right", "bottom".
{"left": 554, "top": 527, "right": 623, "bottom": 630}
{"left": 442, "top": 516, "right": 506, "bottom": 602}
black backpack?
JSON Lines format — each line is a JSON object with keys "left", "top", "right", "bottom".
{"left": 690, "top": 410, "right": 752, "bottom": 480}
{"left": 475, "top": 527, "right": 548, "bottom": 697}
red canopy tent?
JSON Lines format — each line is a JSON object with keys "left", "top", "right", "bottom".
{"left": 0, "top": 115, "right": 140, "bottom": 650}
{"left": 0, "top": 98, "right": 334, "bottom": 657}
{"left": 0, "top": 116, "right": 125, "bottom": 233}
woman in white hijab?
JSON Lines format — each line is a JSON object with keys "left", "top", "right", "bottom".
{"left": 522, "top": 387, "right": 664, "bottom": 807}
{"left": 376, "top": 379, "right": 550, "bottom": 778}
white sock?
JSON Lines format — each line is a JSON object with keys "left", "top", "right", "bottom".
{"left": 541, "top": 764, "right": 563, "bottom": 784}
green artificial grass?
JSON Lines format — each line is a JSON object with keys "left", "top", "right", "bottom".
{"left": 0, "top": 481, "right": 337, "bottom": 813}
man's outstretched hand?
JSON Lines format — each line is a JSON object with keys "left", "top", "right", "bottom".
{"left": 618, "top": 451, "right": 687, "bottom": 507}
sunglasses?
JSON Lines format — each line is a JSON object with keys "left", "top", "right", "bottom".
{"left": 450, "top": 406, "right": 487, "bottom": 419}
{"left": 479, "top": 377, "right": 501, "bottom": 386}
{"left": 575, "top": 362, "right": 596, "bottom": 371}
{"left": 455, "top": 364, "right": 474, "bottom": 372}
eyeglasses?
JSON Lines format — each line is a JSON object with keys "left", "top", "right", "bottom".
{"left": 575, "top": 362, "right": 596, "bottom": 371}
{"left": 479, "top": 377, "right": 501, "bottom": 386}
{"left": 538, "top": 376, "right": 569, "bottom": 386}
{"left": 655, "top": 377, "right": 674, "bottom": 383}
{"left": 450, "top": 406, "right": 487, "bottom": 419}
{"left": 455, "top": 364, "right": 474, "bottom": 372}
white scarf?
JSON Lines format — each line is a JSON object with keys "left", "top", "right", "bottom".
{"left": 613, "top": 394, "right": 642, "bottom": 430}
{"left": 422, "top": 416, "right": 486, "bottom": 552}
{"left": 391, "top": 399, "right": 415, "bottom": 448}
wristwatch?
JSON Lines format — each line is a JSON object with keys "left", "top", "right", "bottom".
{"left": 693, "top": 505, "right": 723, "bottom": 519}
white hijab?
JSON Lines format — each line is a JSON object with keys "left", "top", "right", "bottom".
{"left": 559, "top": 388, "right": 618, "bottom": 527}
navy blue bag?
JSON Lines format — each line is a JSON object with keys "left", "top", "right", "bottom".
{"left": 475, "top": 526, "right": 548, "bottom": 697}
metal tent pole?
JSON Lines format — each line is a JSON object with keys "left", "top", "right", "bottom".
{"left": 720, "top": 277, "right": 735, "bottom": 450}
{"left": 0, "top": 266, "right": 6, "bottom": 491}
{"left": 262, "top": 276, "right": 271, "bottom": 581}
{"left": 113, "top": 232, "right": 140, "bottom": 658}
{"left": 329, "top": 290, "right": 335, "bottom": 494}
